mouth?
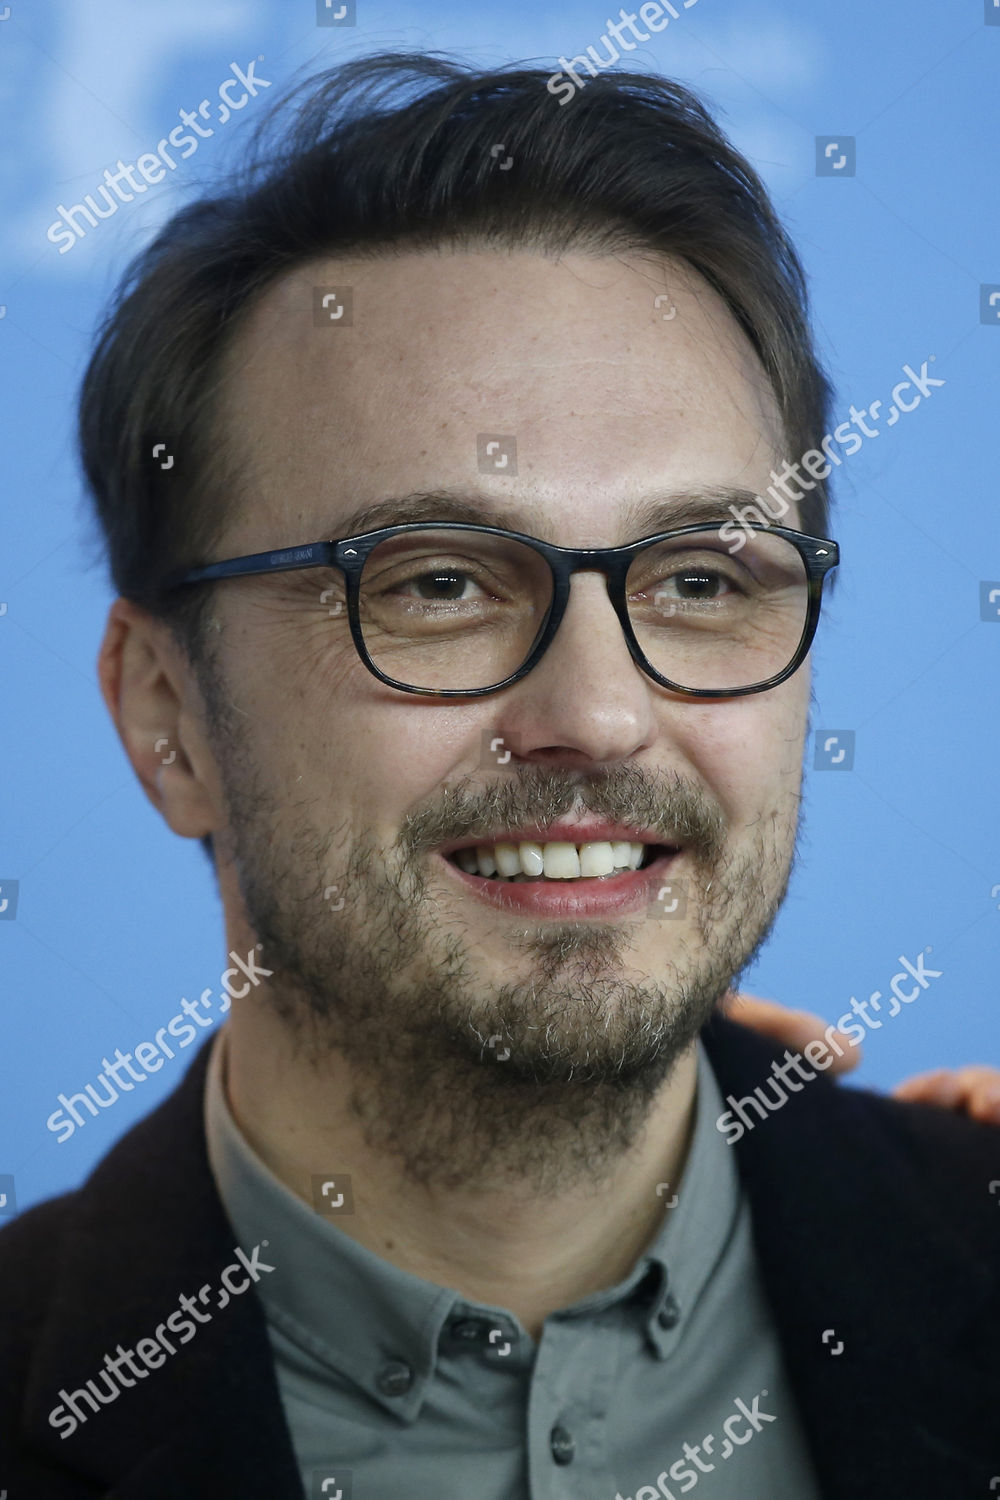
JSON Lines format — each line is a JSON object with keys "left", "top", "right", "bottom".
{"left": 443, "top": 839, "right": 670, "bottom": 881}
{"left": 437, "top": 834, "right": 681, "bottom": 916}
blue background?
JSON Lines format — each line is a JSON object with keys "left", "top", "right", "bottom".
{"left": 1, "top": 0, "right": 997, "bottom": 1218}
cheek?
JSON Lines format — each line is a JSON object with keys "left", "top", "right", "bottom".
{"left": 670, "top": 685, "right": 807, "bottom": 819}
{"left": 246, "top": 597, "right": 478, "bottom": 828}
{"left": 317, "top": 706, "right": 474, "bottom": 838}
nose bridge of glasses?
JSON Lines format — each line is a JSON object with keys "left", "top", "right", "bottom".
{"left": 547, "top": 538, "right": 696, "bottom": 649}
{"left": 548, "top": 556, "right": 634, "bottom": 657}
{"left": 550, "top": 538, "right": 631, "bottom": 594}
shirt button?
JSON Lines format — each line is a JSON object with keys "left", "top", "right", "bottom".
{"left": 375, "top": 1359, "right": 414, "bottom": 1396}
{"left": 657, "top": 1295, "right": 680, "bottom": 1329}
{"left": 448, "top": 1317, "right": 485, "bottom": 1343}
{"left": 550, "top": 1423, "right": 575, "bottom": 1465}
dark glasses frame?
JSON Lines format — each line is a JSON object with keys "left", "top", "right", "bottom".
{"left": 163, "top": 520, "right": 840, "bottom": 699}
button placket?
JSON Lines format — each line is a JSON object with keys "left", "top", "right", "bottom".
{"left": 528, "top": 1316, "right": 616, "bottom": 1494}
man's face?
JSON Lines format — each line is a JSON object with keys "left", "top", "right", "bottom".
{"left": 194, "top": 248, "right": 809, "bottom": 1187}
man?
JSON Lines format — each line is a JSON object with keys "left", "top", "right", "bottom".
{"left": 2, "top": 53, "right": 997, "bottom": 1499}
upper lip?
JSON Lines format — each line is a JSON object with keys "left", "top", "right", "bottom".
{"left": 438, "top": 822, "right": 679, "bottom": 857}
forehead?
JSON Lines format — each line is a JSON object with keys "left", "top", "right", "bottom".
{"left": 215, "top": 247, "right": 786, "bottom": 547}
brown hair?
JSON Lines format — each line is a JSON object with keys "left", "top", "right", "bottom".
{"left": 78, "top": 51, "right": 834, "bottom": 864}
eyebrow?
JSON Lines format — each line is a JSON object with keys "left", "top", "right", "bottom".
{"left": 325, "top": 484, "right": 771, "bottom": 542}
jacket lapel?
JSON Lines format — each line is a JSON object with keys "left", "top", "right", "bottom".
{"left": 701, "top": 1014, "right": 1000, "bottom": 1496}
{"left": 22, "top": 1036, "right": 304, "bottom": 1498}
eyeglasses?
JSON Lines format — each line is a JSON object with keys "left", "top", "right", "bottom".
{"left": 163, "top": 520, "right": 839, "bottom": 698}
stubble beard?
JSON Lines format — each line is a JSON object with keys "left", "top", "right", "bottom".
{"left": 205, "top": 678, "right": 798, "bottom": 1195}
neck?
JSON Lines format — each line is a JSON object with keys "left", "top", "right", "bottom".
{"left": 222, "top": 1007, "right": 700, "bottom": 1338}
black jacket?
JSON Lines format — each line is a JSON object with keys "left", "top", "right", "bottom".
{"left": 1, "top": 1016, "right": 998, "bottom": 1497}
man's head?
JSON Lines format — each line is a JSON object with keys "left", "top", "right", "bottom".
{"left": 90, "top": 54, "right": 835, "bottom": 1189}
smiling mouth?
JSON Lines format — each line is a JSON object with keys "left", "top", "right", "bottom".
{"left": 444, "top": 841, "right": 674, "bottom": 882}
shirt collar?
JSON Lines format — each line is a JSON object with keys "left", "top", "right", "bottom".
{"left": 204, "top": 1025, "right": 740, "bottom": 1415}
{"left": 637, "top": 1042, "right": 743, "bottom": 1357}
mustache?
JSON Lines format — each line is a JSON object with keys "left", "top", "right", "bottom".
{"left": 401, "top": 763, "right": 727, "bottom": 865}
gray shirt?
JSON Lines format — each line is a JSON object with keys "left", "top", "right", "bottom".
{"left": 204, "top": 1030, "right": 821, "bottom": 1499}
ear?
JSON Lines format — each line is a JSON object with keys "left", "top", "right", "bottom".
{"left": 97, "top": 598, "right": 224, "bottom": 840}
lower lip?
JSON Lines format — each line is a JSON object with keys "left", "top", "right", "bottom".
{"left": 437, "top": 849, "right": 679, "bottom": 916}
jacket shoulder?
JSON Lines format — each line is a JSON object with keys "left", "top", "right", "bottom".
{"left": 703, "top": 1012, "right": 1000, "bottom": 1243}
{"left": 0, "top": 1188, "right": 83, "bottom": 1439}
{"left": 0, "top": 1187, "right": 80, "bottom": 1306}
{"left": 0, "top": 1037, "right": 217, "bottom": 1386}
{"left": 838, "top": 1082, "right": 1000, "bottom": 1220}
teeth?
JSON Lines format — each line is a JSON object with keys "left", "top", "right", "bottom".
{"left": 542, "top": 842, "right": 580, "bottom": 879}
{"left": 453, "top": 839, "right": 653, "bottom": 880}
{"left": 579, "top": 842, "right": 616, "bottom": 877}
{"left": 493, "top": 842, "right": 521, "bottom": 876}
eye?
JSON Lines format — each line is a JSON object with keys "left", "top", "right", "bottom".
{"left": 654, "top": 567, "right": 737, "bottom": 602}
{"left": 636, "top": 559, "right": 747, "bottom": 613}
{"left": 392, "top": 568, "right": 488, "bottom": 603}
{"left": 367, "top": 549, "right": 516, "bottom": 608}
